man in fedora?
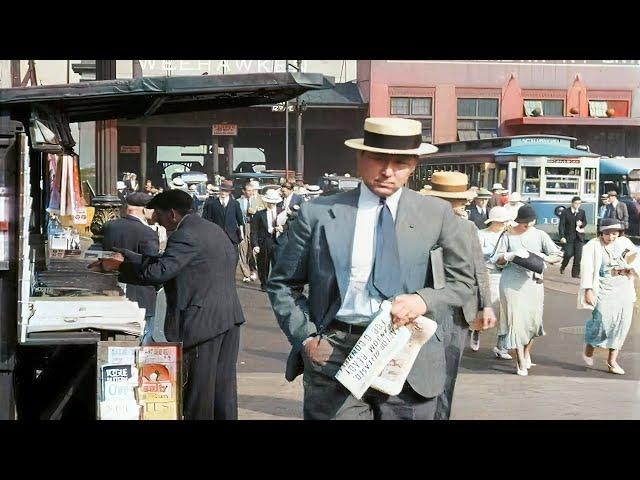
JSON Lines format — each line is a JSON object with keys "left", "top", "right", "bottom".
{"left": 252, "top": 188, "right": 284, "bottom": 292}
{"left": 203, "top": 179, "right": 245, "bottom": 248}
{"left": 420, "top": 172, "right": 495, "bottom": 419}
{"left": 487, "top": 183, "right": 505, "bottom": 209}
{"left": 466, "top": 187, "right": 492, "bottom": 230}
{"left": 267, "top": 117, "right": 479, "bottom": 420}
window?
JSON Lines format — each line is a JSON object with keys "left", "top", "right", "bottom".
{"left": 544, "top": 167, "right": 580, "bottom": 196}
{"left": 390, "top": 97, "right": 433, "bottom": 143}
{"left": 457, "top": 98, "right": 499, "bottom": 141}
{"left": 584, "top": 167, "right": 597, "bottom": 195}
{"left": 589, "top": 101, "right": 608, "bottom": 117}
{"left": 521, "top": 167, "right": 541, "bottom": 194}
{"left": 524, "top": 99, "right": 564, "bottom": 117}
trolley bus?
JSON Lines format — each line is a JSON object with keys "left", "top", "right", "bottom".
{"left": 409, "top": 135, "right": 601, "bottom": 239}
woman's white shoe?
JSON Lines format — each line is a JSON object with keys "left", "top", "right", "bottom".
{"left": 607, "top": 363, "right": 625, "bottom": 375}
{"left": 525, "top": 354, "right": 536, "bottom": 369}
{"left": 582, "top": 354, "right": 594, "bottom": 367}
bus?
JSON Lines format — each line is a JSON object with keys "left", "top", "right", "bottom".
{"left": 409, "top": 135, "right": 601, "bottom": 239}
{"left": 599, "top": 157, "right": 640, "bottom": 238}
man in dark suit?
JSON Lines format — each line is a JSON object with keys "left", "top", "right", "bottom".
{"left": 93, "top": 189, "right": 245, "bottom": 420}
{"left": 279, "top": 182, "right": 303, "bottom": 215}
{"left": 559, "top": 196, "right": 587, "bottom": 278}
{"left": 606, "top": 191, "right": 629, "bottom": 230}
{"left": 466, "top": 188, "right": 492, "bottom": 229}
{"left": 267, "top": 118, "right": 478, "bottom": 420}
{"left": 102, "top": 192, "right": 160, "bottom": 343}
{"left": 251, "top": 188, "right": 283, "bottom": 292}
{"left": 202, "top": 180, "right": 245, "bottom": 247}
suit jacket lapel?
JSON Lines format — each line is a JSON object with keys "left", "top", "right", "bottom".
{"left": 324, "top": 188, "right": 359, "bottom": 300}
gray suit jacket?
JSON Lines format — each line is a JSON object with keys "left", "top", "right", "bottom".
{"left": 267, "top": 187, "right": 475, "bottom": 398}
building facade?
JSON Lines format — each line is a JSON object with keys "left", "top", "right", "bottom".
{"left": 358, "top": 60, "right": 640, "bottom": 157}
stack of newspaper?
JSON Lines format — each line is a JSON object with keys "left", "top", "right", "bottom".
{"left": 335, "top": 300, "right": 437, "bottom": 399}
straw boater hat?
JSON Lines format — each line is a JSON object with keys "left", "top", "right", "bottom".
{"left": 262, "top": 188, "right": 283, "bottom": 204}
{"left": 419, "top": 171, "right": 476, "bottom": 200}
{"left": 344, "top": 117, "right": 438, "bottom": 156}
{"left": 172, "top": 177, "right": 185, "bottom": 187}
{"left": 484, "top": 206, "right": 512, "bottom": 224}
{"left": 306, "top": 185, "right": 323, "bottom": 196}
{"left": 491, "top": 183, "right": 504, "bottom": 192}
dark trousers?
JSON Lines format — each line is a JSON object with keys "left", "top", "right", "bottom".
{"left": 434, "top": 309, "right": 469, "bottom": 420}
{"left": 257, "top": 238, "right": 276, "bottom": 288}
{"left": 302, "top": 327, "right": 438, "bottom": 420}
{"left": 182, "top": 325, "right": 241, "bottom": 420}
{"left": 561, "top": 239, "right": 583, "bottom": 277}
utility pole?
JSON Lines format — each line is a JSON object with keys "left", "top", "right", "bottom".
{"left": 285, "top": 59, "right": 289, "bottom": 181}
{"left": 295, "top": 59, "right": 304, "bottom": 181}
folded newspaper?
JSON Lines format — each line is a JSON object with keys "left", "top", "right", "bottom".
{"left": 335, "top": 300, "right": 437, "bottom": 399}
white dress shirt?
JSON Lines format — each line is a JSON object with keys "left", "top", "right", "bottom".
{"left": 336, "top": 183, "right": 402, "bottom": 325}
{"left": 266, "top": 207, "right": 277, "bottom": 234}
{"left": 221, "top": 196, "right": 229, "bottom": 208}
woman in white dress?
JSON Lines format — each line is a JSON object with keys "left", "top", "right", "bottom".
{"left": 578, "top": 218, "right": 638, "bottom": 375}
{"left": 492, "top": 204, "right": 563, "bottom": 375}
{"left": 476, "top": 206, "right": 513, "bottom": 360}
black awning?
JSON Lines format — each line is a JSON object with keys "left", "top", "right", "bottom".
{"left": 0, "top": 72, "right": 331, "bottom": 123}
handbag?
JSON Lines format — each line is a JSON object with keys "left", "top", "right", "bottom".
{"left": 511, "top": 251, "right": 545, "bottom": 274}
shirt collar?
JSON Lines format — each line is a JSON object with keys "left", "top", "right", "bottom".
{"left": 359, "top": 182, "right": 402, "bottom": 220}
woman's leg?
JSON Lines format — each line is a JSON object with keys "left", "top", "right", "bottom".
{"left": 608, "top": 348, "right": 620, "bottom": 368}
{"left": 584, "top": 344, "right": 595, "bottom": 357}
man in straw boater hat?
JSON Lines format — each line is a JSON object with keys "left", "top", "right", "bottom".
{"left": 420, "top": 171, "right": 496, "bottom": 419}
{"left": 251, "top": 188, "right": 284, "bottom": 292}
{"left": 267, "top": 117, "right": 479, "bottom": 420}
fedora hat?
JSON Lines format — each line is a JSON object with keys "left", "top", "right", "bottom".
{"left": 419, "top": 171, "right": 476, "bottom": 200}
{"left": 484, "top": 206, "right": 512, "bottom": 224}
{"left": 262, "top": 188, "right": 283, "bottom": 204}
{"left": 345, "top": 117, "right": 438, "bottom": 156}
{"left": 220, "top": 180, "right": 234, "bottom": 192}
{"left": 475, "top": 187, "right": 492, "bottom": 199}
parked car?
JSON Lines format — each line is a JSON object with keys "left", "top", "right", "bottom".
{"left": 318, "top": 174, "right": 361, "bottom": 196}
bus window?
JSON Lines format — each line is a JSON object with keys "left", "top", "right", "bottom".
{"left": 521, "top": 167, "right": 541, "bottom": 194}
{"left": 496, "top": 164, "right": 508, "bottom": 189}
{"left": 584, "top": 167, "right": 597, "bottom": 194}
{"left": 544, "top": 167, "right": 580, "bottom": 195}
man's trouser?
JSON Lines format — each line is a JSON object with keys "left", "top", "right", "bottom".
{"left": 434, "top": 308, "right": 469, "bottom": 420}
{"left": 238, "top": 223, "right": 257, "bottom": 278}
{"left": 561, "top": 238, "right": 583, "bottom": 277}
{"left": 182, "top": 325, "right": 241, "bottom": 420}
{"left": 301, "top": 324, "right": 438, "bottom": 420}
{"left": 256, "top": 238, "right": 276, "bottom": 289}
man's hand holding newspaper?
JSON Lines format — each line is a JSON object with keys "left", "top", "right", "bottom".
{"left": 335, "top": 300, "right": 437, "bottom": 399}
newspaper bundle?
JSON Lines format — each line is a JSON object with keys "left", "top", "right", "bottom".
{"left": 335, "top": 300, "right": 437, "bottom": 399}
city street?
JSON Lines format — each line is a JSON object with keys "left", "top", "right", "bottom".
{"left": 235, "top": 264, "right": 640, "bottom": 420}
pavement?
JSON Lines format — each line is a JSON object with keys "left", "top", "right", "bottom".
{"left": 235, "top": 262, "right": 640, "bottom": 420}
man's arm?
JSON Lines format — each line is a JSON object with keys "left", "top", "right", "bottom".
{"left": 267, "top": 202, "right": 317, "bottom": 350}
{"left": 415, "top": 207, "right": 475, "bottom": 318}
{"left": 622, "top": 203, "right": 629, "bottom": 229}
{"left": 120, "top": 231, "right": 199, "bottom": 285}
{"left": 235, "top": 201, "right": 245, "bottom": 227}
{"left": 558, "top": 210, "right": 566, "bottom": 239}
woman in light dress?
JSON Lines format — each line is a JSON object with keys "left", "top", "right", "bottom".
{"left": 476, "top": 206, "right": 512, "bottom": 360}
{"left": 578, "top": 218, "right": 639, "bottom": 375}
{"left": 492, "top": 204, "right": 563, "bottom": 375}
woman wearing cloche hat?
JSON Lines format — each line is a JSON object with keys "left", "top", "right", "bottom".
{"left": 491, "top": 204, "right": 563, "bottom": 376}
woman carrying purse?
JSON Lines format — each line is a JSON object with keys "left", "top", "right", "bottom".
{"left": 492, "top": 204, "right": 563, "bottom": 375}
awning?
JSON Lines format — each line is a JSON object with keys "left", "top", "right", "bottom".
{"left": 0, "top": 72, "right": 330, "bottom": 123}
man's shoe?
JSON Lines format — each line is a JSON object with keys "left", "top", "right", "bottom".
{"left": 572, "top": 274, "right": 580, "bottom": 279}
{"left": 250, "top": 273, "right": 258, "bottom": 281}
{"left": 493, "top": 346, "right": 512, "bottom": 360}
{"left": 470, "top": 331, "right": 480, "bottom": 351}
{"left": 260, "top": 285, "right": 267, "bottom": 292}
{"left": 559, "top": 267, "right": 565, "bottom": 274}
{"left": 242, "top": 277, "right": 251, "bottom": 283}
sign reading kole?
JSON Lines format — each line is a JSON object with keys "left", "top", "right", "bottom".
{"left": 212, "top": 124, "right": 238, "bottom": 136}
